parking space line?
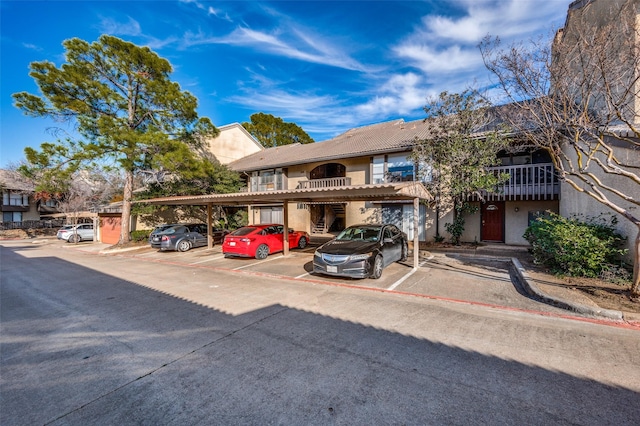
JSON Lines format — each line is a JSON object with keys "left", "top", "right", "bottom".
{"left": 190, "top": 254, "right": 225, "bottom": 265}
{"left": 295, "top": 272, "right": 311, "bottom": 279}
{"left": 386, "top": 260, "right": 429, "bottom": 291}
{"left": 232, "top": 254, "right": 283, "bottom": 270}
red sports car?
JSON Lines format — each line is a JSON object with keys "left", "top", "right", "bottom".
{"left": 222, "top": 224, "right": 310, "bottom": 259}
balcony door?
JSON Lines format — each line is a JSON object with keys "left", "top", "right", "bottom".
{"left": 481, "top": 201, "right": 504, "bottom": 242}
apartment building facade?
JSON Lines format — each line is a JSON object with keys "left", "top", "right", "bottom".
{"left": 228, "top": 118, "right": 560, "bottom": 245}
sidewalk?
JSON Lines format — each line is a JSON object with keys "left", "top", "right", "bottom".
{"left": 426, "top": 244, "right": 640, "bottom": 324}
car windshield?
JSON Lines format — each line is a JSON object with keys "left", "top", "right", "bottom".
{"left": 230, "top": 227, "right": 258, "bottom": 236}
{"left": 335, "top": 226, "right": 381, "bottom": 242}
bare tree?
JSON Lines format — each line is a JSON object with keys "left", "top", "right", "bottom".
{"left": 411, "top": 90, "right": 511, "bottom": 244}
{"left": 480, "top": 0, "right": 640, "bottom": 296}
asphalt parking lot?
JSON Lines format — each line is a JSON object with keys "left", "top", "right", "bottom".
{"left": 73, "top": 239, "right": 571, "bottom": 315}
{"left": 5, "top": 237, "right": 640, "bottom": 425}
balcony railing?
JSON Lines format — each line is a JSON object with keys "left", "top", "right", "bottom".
{"left": 251, "top": 175, "right": 284, "bottom": 192}
{"left": 480, "top": 163, "right": 559, "bottom": 201}
{"left": 296, "top": 177, "right": 352, "bottom": 189}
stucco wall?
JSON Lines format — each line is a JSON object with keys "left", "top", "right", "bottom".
{"left": 24, "top": 198, "right": 41, "bottom": 221}
{"left": 206, "top": 124, "right": 263, "bottom": 165}
{"left": 429, "top": 200, "right": 559, "bottom": 246}
{"left": 254, "top": 158, "right": 372, "bottom": 233}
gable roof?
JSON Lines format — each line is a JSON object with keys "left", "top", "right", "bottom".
{"left": 217, "top": 122, "right": 264, "bottom": 151}
{"left": 228, "top": 118, "right": 433, "bottom": 172}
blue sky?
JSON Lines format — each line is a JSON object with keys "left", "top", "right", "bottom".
{"left": 1, "top": 0, "right": 571, "bottom": 167}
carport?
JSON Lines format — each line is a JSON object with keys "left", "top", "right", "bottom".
{"left": 139, "top": 182, "right": 432, "bottom": 269}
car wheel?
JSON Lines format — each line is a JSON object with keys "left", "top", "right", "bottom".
{"left": 297, "top": 236, "right": 308, "bottom": 249}
{"left": 68, "top": 235, "right": 80, "bottom": 243}
{"left": 255, "top": 244, "right": 269, "bottom": 259}
{"left": 370, "top": 255, "right": 383, "bottom": 279}
{"left": 177, "top": 240, "right": 191, "bottom": 252}
{"left": 401, "top": 242, "right": 408, "bottom": 262}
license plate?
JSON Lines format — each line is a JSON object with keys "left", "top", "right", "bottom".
{"left": 327, "top": 265, "right": 337, "bottom": 273}
{"left": 229, "top": 241, "right": 236, "bottom": 246}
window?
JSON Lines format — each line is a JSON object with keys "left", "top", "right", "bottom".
{"left": 2, "top": 212, "right": 22, "bottom": 222}
{"left": 371, "top": 154, "right": 418, "bottom": 184}
{"left": 2, "top": 191, "right": 28, "bottom": 206}
{"left": 387, "top": 153, "right": 414, "bottom": 182}
{"left": 372, "top": 156, "right": 385, "bottom": 184}
{"left": 259, "top": 206, "right": 283, "bottom": 224}
{"left": 251, "top": 168, "right": 284, "bottom": 191}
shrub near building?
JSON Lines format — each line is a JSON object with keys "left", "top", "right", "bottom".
{"left": 524, "top": 213, "right": 629, "bottom": 280}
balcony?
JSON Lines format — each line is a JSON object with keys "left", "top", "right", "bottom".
{"left": 250, "top": 175, "right": 284, "bottom": 192}
{"left": 480, "top": 163, "right": 560, "bottom": 201}
{"left": 296, "top": 177, "right": 352, "bottom": 189}
{"left": 0, "top": 204, "right": 29, "bottom": 212}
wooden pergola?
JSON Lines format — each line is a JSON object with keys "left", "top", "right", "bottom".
{"left": 139, "top": 182, "right": 432, "bottom": 268}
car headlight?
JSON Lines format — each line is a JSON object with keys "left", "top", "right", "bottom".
{"left": 314, "top": 250, "right": 321, "bottom": 257}
{"left": 349, "top": 253, "right": 372, "bottom": 261}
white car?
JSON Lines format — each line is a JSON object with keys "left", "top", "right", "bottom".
{"left": 57, "top": 224, "right": 94, "bottom": 243}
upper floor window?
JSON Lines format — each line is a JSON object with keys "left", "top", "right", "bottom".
{"left": 372, "top": 154, "right": 428, "bottom": 184}
{"left": 2, "top": 191, "right": 29, "bottom": 206}
{"left": 250, "top": 168, "right": 284, "bottom": 192}
{"left": 387, "top": 153, "right": 415, "bottom": 182}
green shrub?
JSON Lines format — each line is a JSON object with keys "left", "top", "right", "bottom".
{"left": 444, "top": 202, "right": 477, "bottom": 245}
{"left": 130, "top": 230, "right": 151, "bottom": 242}
{"left": 523, "top": 212, "right": 627, "bottom": 278}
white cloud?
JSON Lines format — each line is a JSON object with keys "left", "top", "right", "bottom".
{"left": 187, "top": 25, "right": 371, "bottom": 73}
{"left": 356, "top": 73, "right": 429, "bottom": 117}
{"left": 391, "top": 0, "right": 569, "bottom": 83}
{"left": 228, "top": 88, "right": 357, "bottom": 138}
{"left": 98, "top": 16, "right": 142, "bottom": 37}
{"left": 394, "top": 44, "right": 483, "bottom": 74}
{"left": 179, "top": 0, "right": 233, "bottom": 21}
{"left": 435, "top": 0, "right": 568, "bottom": 42}
{"left": 22, "top": 43, "right": 42, "bottom": 51}
{"left": 97, "top": 16, "right": 177, "bottom": 50}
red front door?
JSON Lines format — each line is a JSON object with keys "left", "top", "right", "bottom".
{"left": 481, "top": 201, "right": 504, "bottom": 242}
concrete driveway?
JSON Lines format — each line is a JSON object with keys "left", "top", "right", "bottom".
{"left": 70, "top": 240, "right": 576, "bottom": 317}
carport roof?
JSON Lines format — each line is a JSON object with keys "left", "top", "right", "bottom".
{"left": 138, "top": 181, "right": 432, "bottom": 206}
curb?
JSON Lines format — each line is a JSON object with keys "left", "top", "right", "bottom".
{"left": 511, "top": 257, "right": 624, "bottom": 321}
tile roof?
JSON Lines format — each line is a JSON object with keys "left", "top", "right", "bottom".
{"left": 228, "top": 118, "right": 433, "bottom": 172}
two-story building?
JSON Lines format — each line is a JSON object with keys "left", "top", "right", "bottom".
{"left": 227, "top": 118, "right": 560, "bottom": 246}
{"left": 0, "top": 169, "right": 59, "bottom": 227}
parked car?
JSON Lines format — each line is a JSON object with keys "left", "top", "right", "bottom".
{"left": 313, "top": 224, "right": 408, "bottom": 279}
{"left": 56, "top": 223, "right": 95, "bottom": 243}
{"left": 222, "top": 224, "right": 310, "bottom": 259}
{"left": 150, "top": 223, "right": 229, "bottom": 252}
{"left": 148, "top": 224, "right": 179, "bottom": 245}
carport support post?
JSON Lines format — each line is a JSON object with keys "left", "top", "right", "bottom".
{"left": 413, "top": 197, "right": 419, "bottom": 270}
{"left": 283, "top": 202, "right": 290, "bottom": 256}
{"left": 207, "top": 203, "right": 214, "bottom": 249}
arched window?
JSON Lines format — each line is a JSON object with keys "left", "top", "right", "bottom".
{"left": 310, "top": 163, "right": 345, "bottom": 180}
